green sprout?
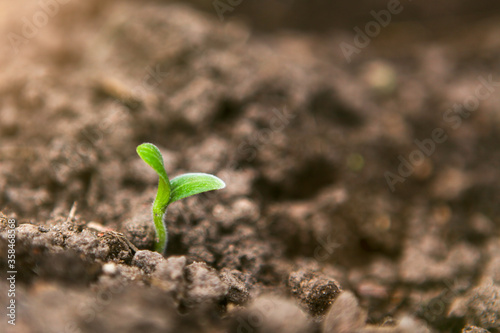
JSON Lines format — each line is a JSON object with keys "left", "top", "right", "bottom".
{"left": 136, "top": 143, "right": 225, "bottom": 254}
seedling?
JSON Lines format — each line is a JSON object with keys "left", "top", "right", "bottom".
{"left": 136, "top": 143, "right": 225, "bottom": 254}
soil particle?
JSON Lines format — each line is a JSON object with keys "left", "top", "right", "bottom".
{"left": 393, "top": 316, "right": 432, "bottom": 333}
{"left": 1, "top": 231, "right": 101, "bottom": 285}
{"left": 229, "top": 295, "right": 313, "bottom": 333}
{"left": 102, "top": 262, "right": 119, "bottom": 276}
{"left": 212, "top": 197, "right": 260, "bottom": 230}
{"left": 183, "top": 261, "right": 229, "bottom": 308}
{"left": 145, "top": 257, "right": 231, "bottom": 310}
{"left": 16, "top": 223, "right": 46, "bottom": 245}
{"left": 214, "top": 228, "right": 274, "bottom": 276}
{"left": 464, "top": 284, "right": 500, "bottom": 330}
{"left": 97, "top": 264, "right": 146, "bottom": 292}
{"left": 220, "top": 268, "right": 252, "bottom": 304}
{"left": 187, "top": 244, "right": 216, "bottom": 264}
{"left": 0, "top": 212, "right": 8, "bottom": 230}
{"left": 288, "top": 270, "right": 341, "bottom": 316}
{"left": 462, "top": 326, "right": 492, "bottom": 333}
{"left": 347, "top": 257, "right": 397, "bottom": 315}
{"left": 358, "top": 316, "right": 431, "bottom": 333}
{"left": 97, "top": 231, "right": 137, "bottom": 263}
{"left": 132, "top": 250, "right": 165, "bottom": 274}
{"left": 482, "top": 240, "right": 500, "bottom": 285}
{"left": 322, "top": 291, "right": 367, "bottom": 333}
{"left": 323, "top": 293, "right": 432, "bottom": 333}
{"left": 121, "top": 211, "right": 156, "bottom": 251}
{"left": 150, "top": 256, "right": 186, "bottom": 307}
{"left": 399, "top": 240, "right": 481, "bottom": 284}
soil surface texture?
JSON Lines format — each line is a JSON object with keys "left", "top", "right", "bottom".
{"left": 1, "top": 1, "right": 500, "bottom": 333}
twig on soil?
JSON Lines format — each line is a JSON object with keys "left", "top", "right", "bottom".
{"left": 66, "top": 201, "right": 78, "bottom": 223}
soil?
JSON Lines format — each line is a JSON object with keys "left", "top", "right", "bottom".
{"left": 1, "top": 1, "right": 500, "bottom": 333}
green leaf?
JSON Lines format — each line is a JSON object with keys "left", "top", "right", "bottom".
{"left": 169, "top": 173, "right": 226, "bottom": 204}
{"left": 136, "top": 143, "right": 171, "bottom": 254}
{"left": 136, "top": 143, "right": 170, "bottom": 186}
{"left": 136, "top": 142, "right": 226, "bottom": 255}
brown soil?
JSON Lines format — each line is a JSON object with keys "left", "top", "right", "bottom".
{"left": 1, "top": 1, "right": 500, "bottom": 333}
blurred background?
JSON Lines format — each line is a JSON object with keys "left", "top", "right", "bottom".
{"left": 1, "top": 0, "right": 500, "bottom": 332}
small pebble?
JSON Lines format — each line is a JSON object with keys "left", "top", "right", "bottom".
{"left": 102, "top": 262, "right": 118, "bottom": 276}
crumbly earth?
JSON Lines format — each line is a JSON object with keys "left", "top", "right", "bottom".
{"left": 1, "top": 1, "right": 500, "bottom": 332}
